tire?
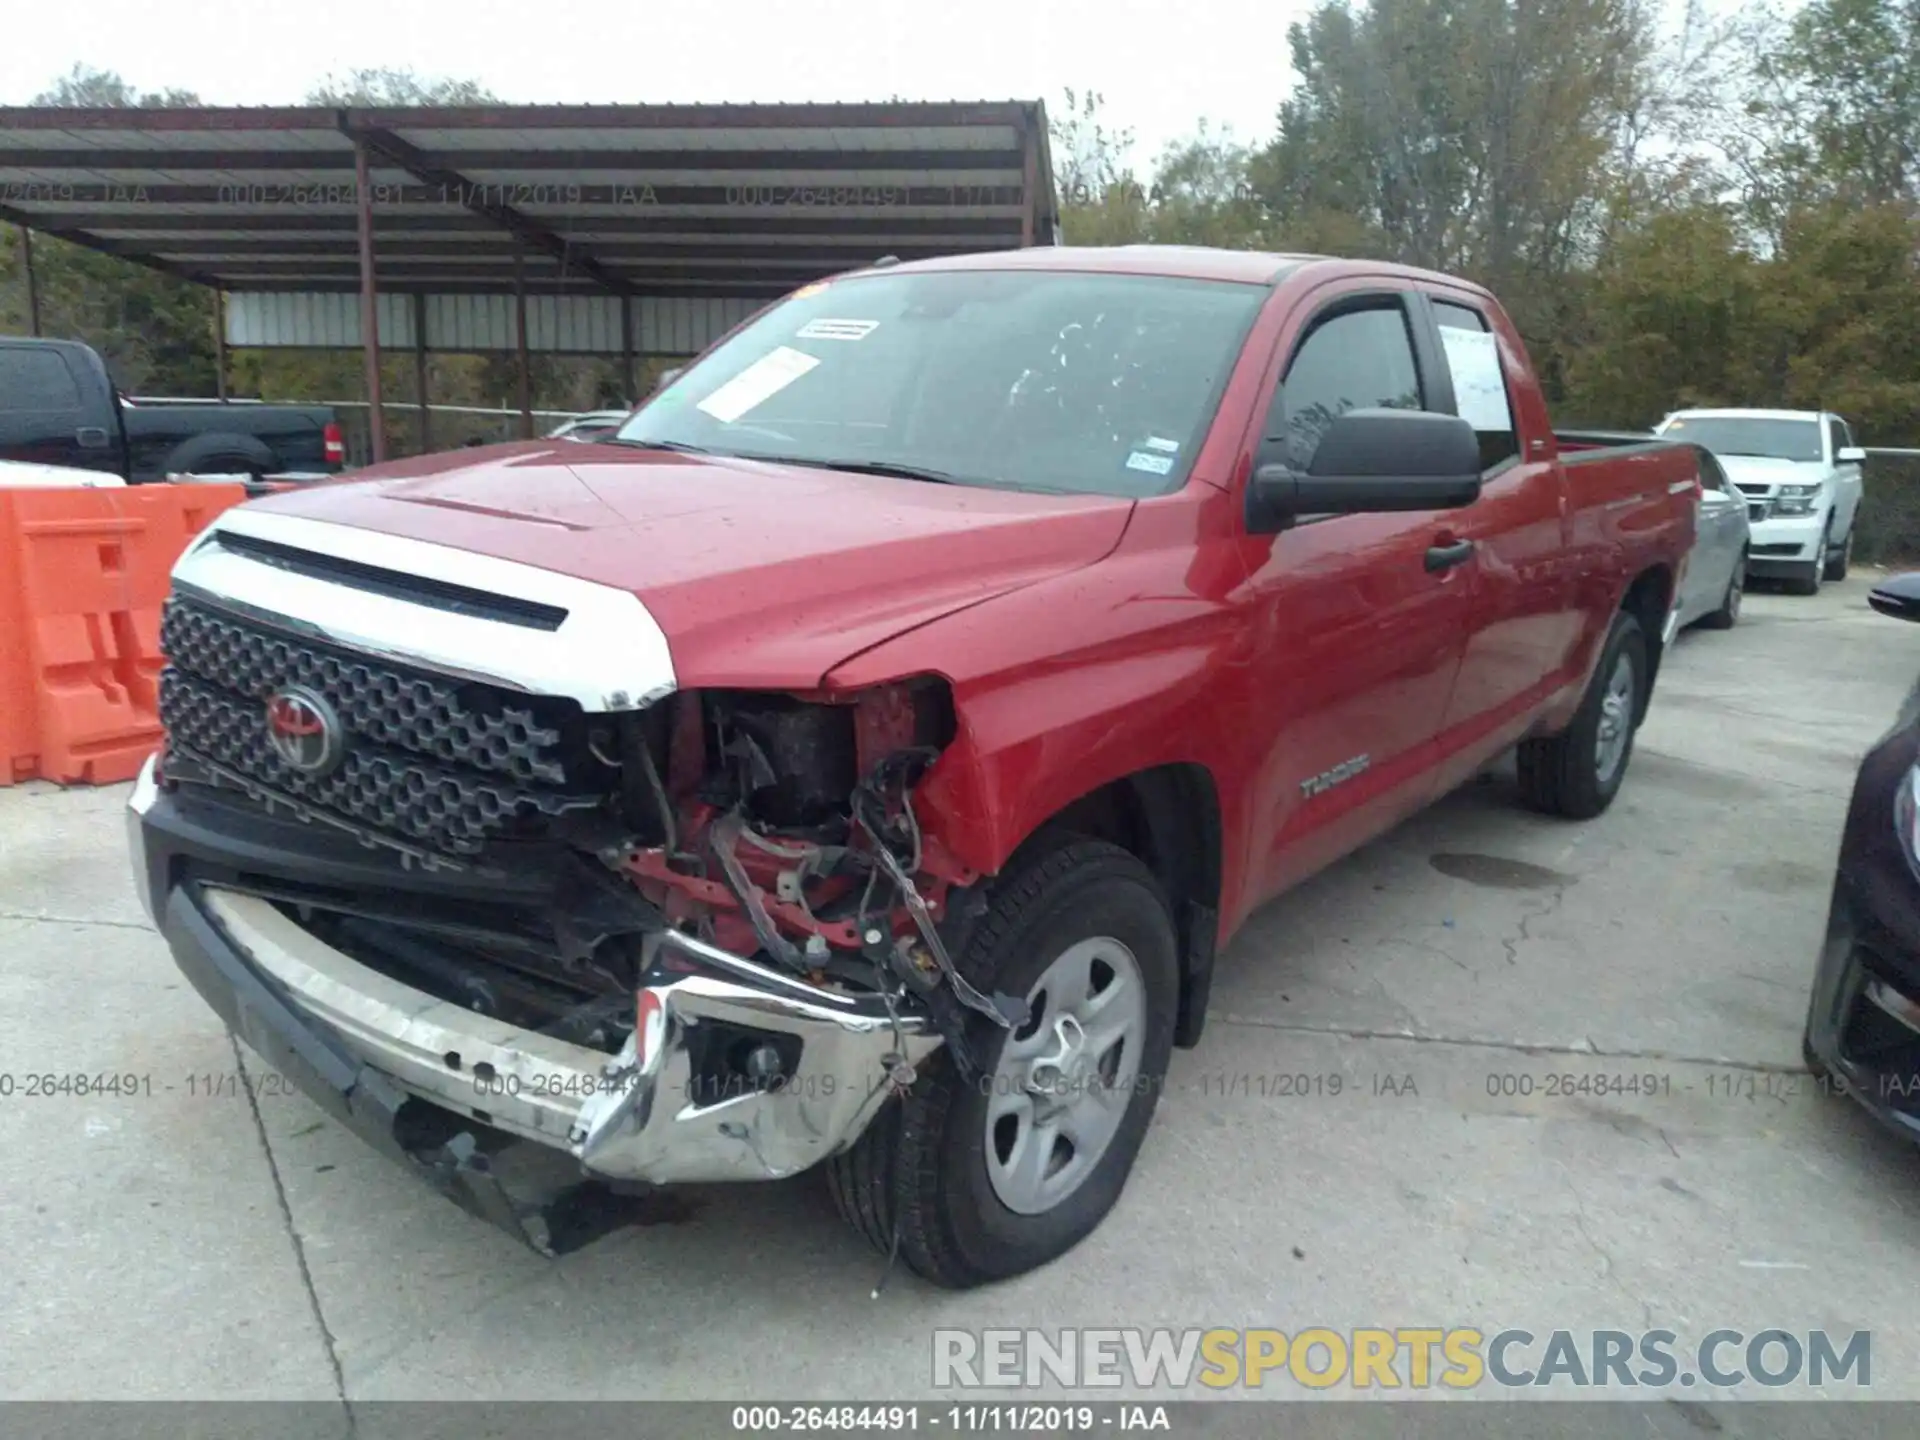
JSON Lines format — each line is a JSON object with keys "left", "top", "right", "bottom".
{"left": 827, "top": 838, "right": 1179, "bottom": 1289}
{"left": 1516, "top": 609, "right": 1648, "bottom": 820}
{"left": 1824, "top": 526, "right": 1852, "bottom": 582}
{"left": 1786, "top": 522, "right": 1830, "bottom": 596}
{"left": 1700, "top": 551, "right": 1745, "bottom": 631}
{"left": 162, "top": 432, "right": 277, "bottom": 481}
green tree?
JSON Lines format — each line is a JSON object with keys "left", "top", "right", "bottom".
{"left": 33, "top": 63, "right": 200, "bottom": 108}
{"left": 0, "top": 69, "right": 215, "bottom": 392}
{"left": 1753, "top": 0, "right": 1919, "bottom": 207}
{"left": 304, "top": 68, "right": 499, "bottom": 106}
{"left": 1252, "top": 0, "right": 1656, "bottom": 296}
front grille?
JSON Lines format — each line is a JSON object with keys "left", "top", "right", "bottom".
{"left": 159, "top": 595, "right": 603, "bottom": 859}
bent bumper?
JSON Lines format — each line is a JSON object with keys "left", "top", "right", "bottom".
{"left": 128, "top": 755, "right": 940, "bottom": 1250}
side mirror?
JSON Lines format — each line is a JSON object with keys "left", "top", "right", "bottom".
{"left": 1247, "top": 409, "right": 1482, "bottom": 533}
{"left": 1869, "top": 573, "right": 1920, "bottom": 623}
{"left": 1838, "top": 445, "right": 1867, "bottom": 464}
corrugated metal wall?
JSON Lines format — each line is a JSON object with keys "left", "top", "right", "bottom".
{"left": 225, "top": 293, "right": 761, "bottom": 355}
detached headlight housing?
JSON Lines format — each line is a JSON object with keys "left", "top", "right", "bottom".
{"left": 1775, "top": 482, "right": 1822, "bottom": 516}
{"left": 1898, "top": 763, "right": 1920, "bottom": 877}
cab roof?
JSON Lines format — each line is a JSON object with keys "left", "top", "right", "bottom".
{"left": 852, "top": 246, "right": 1512, "bottom": 300}
{"left": 1665, "top": 408, "right": 1830, "bottom": 423}
{"left": 857, "top": 244, "right": 1316, "bottom": 286}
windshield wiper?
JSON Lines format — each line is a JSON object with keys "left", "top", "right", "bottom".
{"left": 604, "top": 437, "right": 715, "bottom": 455}
{"left": 744, "top": 455, "right": 966, "bottom": 486}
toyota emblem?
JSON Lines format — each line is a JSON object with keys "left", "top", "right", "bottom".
{"left": 263, "top": 686, "right": 345, "bottom": 777}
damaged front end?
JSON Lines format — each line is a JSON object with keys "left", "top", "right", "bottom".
{"left": 139, "top": 619, "right": 1027, "bottom": 1250}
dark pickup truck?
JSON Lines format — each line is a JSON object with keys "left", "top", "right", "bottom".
{"left": 0, "top": 335, "right": 345, "bottom": 482}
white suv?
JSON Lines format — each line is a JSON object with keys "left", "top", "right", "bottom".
{"left": 1655, "top": 408, "right": 1865, "bottom": 595}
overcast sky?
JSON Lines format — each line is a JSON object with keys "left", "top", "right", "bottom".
{"left": 0, "top": 0, "right": 1305, "bottom": 169}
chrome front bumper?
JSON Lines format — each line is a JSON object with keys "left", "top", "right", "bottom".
{"left": 128, "top": 755, "right": 942, "bottom": 1193}
{"left": 201, "top": 887, "right": 941, "bottom": 1186}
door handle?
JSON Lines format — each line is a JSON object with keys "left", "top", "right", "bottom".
{"left": 75, "top": 426, "right": 109, "bottom": 448}
{"left": 1425, "top": 539, "right": 1475, "bottom": 573}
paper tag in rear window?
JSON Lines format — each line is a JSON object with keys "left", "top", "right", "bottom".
{"left": 1438, "top": 326, "right": 1513, "bottom": 434}
{"left": 696, "top": 346, "right": 821, "bottom": 424}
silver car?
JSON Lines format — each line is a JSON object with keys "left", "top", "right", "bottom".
{"left": 546, "top": 409, "right": 633, "bottom": 443}
{"left": 1673, "top": 443, "right": 1752, "bottom": 631}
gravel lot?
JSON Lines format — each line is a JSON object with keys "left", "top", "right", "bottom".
{"left": 4, "top": 573, "right": 1918, "bottom": 1413}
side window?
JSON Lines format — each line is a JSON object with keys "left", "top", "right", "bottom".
{"left": 1264, "top": 303, "right": 1422, "bottom": 471}
{"left": 1432, "top": 301, "right": 1519, "bottom": 471}
{"left": 0, "top": 348, "right": 84, "bottom": 412}
{"left": 1694, "top": 448, "right": 1727, "bottom": 492}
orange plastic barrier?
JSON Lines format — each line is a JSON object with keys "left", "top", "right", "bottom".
{"left": 0, "top": 484, "right": 247, "bottom": 787}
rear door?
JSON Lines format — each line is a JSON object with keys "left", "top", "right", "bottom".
{"left": 0, "top": 342, "right": 126, "bottom": 476}
{"left": 1231, "top": 284, "right": 1478, "bottom": 902}
{"left": 1421, "top": 294, "right": 1575, "bottom": 776}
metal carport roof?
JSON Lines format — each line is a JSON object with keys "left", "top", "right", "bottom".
{"left": 0, "top": 101, "right": 1059, "bottom": 299}
{"left": 0, "top": 100, "right": 1057, "bottom": 459}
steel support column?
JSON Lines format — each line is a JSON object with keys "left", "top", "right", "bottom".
{"left": 1020, "top": 120, "right": 1038, "bottom": 248}
{"left": 514, "top": 241, "right": 533, "bottom": 439}
{"left": 412, "top": 291, "right": 431, "bottom": 454}
{"left": 212, "top": 288, "right": 228, "bottom": 400}
{"left": 354, "top": 138, "right": 387, "bottom": 463}
{"left": 621, "top": 295, "right": 636, "bottom": 402}
{"left": 20, "top": 225, "right": 40, "bottom": 335}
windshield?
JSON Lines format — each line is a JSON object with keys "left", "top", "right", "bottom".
{"left": 615, "top": 269, "right": 1267, "bottom": 497}
{"left": 1658, "top": 416, "right": 1823, "bottom": 463}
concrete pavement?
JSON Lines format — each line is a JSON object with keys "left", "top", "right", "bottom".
{"left": 4, "top": 573, "right": 1918, "bottom": 1407}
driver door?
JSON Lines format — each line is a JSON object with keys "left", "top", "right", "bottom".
{"left": 1231, "top": 286, "right": 1480, "bottom": 904}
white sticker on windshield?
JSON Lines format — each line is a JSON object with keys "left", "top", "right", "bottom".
{"left": 1438, "top": 326, "right": 1513, "bottom": 434}
{"left": 1126, "top": 451, "right": 1175, "bottom": 476}
{"left": 696, "top": 346, "right": 820, "bottom": 424}
{"left": 1143, "top": 436, "right": 1181, "bottom": 454}
{"left": 797, "top": 318, "right": 879, "bottom": 341}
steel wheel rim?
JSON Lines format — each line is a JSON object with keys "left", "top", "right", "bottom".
{"left": 1728, "top": 560, "right": 1744, "bottom": 619}
{"left": 1593, "top": 651, "right": 1636, "bottom": 785}
{"left": 984, "top": 936, "right": 1147, "bottom": 1215}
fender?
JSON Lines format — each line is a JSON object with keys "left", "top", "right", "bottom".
{"left": 823, "top": 504, "right": 1259, "bottom": 922}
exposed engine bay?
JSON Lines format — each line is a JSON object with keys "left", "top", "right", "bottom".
{"left": 160, "top": 670, "right": 1030, "bottom": 1096}
{"left": 593, "top": 679, "right": 1028, "bottom": 1077}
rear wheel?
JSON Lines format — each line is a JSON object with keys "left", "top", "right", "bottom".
{"left": 827, "top": 838, "right": 1178, "bottom": 1289}
{"left": 1516, "top": 609, "right": 1647, "bottom": 820}
{"left": 1700, "top": 551, "right": 1745, "bottom": 631}
{"left": 1824, "top": 527, "right": 1852, "bottom": 582}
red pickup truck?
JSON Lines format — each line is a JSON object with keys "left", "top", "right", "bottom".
{"left": 129, "top": 246, "right": 1698, "bottom": 1287}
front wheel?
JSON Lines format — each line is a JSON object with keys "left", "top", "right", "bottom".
{"left": 1824, "top": 527, "right": 1852, "bottom": 582}
{"left": 827, "top": 839, "right": 1178, "bottom": 1288}
{"left": 1516, "top": 609, "right": 1648, "bottom": 820}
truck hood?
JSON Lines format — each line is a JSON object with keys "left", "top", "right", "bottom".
{"left": 248, "top": 440, "right": 1134, "bottom": 689}
{"left": 1716, "top": 455, "right": 1825, "bottom": 490}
